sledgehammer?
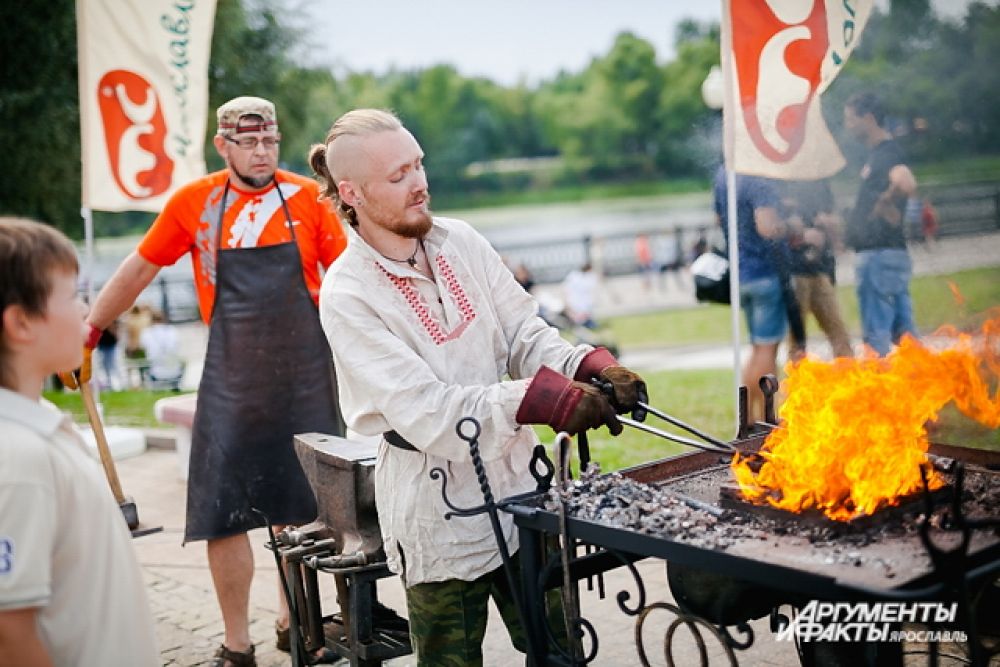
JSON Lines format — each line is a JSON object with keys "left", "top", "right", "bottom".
{"left": 79, "top": 381, "right": 161, "bottom": 537}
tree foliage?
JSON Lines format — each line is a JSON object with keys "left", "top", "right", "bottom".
{"left": 1, "top": 0, "right": 998, "bottom": 236}
{"left": 0, "top": 0, "right": 82, "bottom": 233}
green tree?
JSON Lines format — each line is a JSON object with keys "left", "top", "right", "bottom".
{"left": 535, "top": 32, "right": 665, "bottom": 179}
{"left": 656, "top": 23, "right": 720, "bottom": 176}
{"left": 0, "top": 0, "right": 82, "bottom": 234}
{"left": 204, "top": 0, "right": 302, "bottom": 171}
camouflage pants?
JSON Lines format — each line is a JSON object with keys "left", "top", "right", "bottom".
{"left": 405, "top": 554, "right": 565, "bottom": 666}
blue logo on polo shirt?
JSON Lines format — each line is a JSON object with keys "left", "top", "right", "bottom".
{"left": 0, "top": 538, "right": 12, "bottom": 574}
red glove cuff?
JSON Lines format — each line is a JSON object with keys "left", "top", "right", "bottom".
{"left": 516, "top": 366, "right": 573, "bottom": 425}
{"left": 573, "top": 347, "right": 618, "bottom": 382}
{"left": 84, "top": 324, "right": 102, "bottom": 350}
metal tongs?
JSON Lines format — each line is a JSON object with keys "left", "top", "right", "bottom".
{"left": 592, "top": 380, "right": 736, "bottom": 455}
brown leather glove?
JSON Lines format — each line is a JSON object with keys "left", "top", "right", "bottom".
{"left": 516, "top": 366, "right": 622, "bottom": 436}
{"left": 574, "top": 348, "right": 649, "bottom": 421}
{"left": 599, "top": 365, "right": 649, "bottom": 421}
{"left": 58, "top": 324, "right": 101, "bottom": 390}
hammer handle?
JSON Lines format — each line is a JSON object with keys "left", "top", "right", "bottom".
{"left": 80, "top": 382, "right": 127, "bottom": 504}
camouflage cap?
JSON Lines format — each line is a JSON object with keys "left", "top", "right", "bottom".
{"left": 216, "top": 96, "right": 278, "bottom": 135}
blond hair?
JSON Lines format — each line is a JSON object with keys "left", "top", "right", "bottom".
{"left": 308, "top": 109, "right": 403, "bottom": 226}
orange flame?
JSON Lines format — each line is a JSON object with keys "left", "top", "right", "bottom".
{"left": 732, "top": 313, "right": 1000, "bottom": 521}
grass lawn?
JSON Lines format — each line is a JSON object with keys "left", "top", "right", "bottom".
{"left": 43, "top": 389, "right": 184, "bottom": 429}
{"left": 607, "top": 267, "right": 1000, "bottom": 348}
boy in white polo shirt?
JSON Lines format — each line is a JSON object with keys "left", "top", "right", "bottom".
{"left": 0, "top": 217, "right": 158, "bottom": 666}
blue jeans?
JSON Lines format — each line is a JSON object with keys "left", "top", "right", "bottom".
{"left": 855, "top": 248, "right": 917, "bottom": 355}
{"left": 740, "top": 275, "right": 787, "bottom": 344}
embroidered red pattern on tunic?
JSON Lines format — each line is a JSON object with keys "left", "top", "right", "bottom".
{"left": 376, "top": 254, "right": 477, "bottom": 345}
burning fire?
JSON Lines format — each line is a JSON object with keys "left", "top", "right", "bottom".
{"left": 732, "top": 312, "right": 1000, "bottom": 521}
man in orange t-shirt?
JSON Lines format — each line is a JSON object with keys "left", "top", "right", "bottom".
{"left": 137, "top": 158, "right": 345, "bottom": 323}
{"left": 63, "top": 96, "right": 346, "bottom": 666}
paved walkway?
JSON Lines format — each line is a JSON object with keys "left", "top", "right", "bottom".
{"left": 112, "top": 232, "right": 998, "bottom": 665}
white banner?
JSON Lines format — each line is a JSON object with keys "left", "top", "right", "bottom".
{"left": 77, "top": 0, "right": 217, "bottom": 211}
{"left": 722, "top": 0, "right": 872, "bottom": 180}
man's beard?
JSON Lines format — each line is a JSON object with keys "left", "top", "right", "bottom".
{"left": 365, "top": 191, "right": 433, "bottom": 239}
{"left": 232, "top": 164, "right": 275, "bottom": 189}
{"left": 391, "top": 209, "right": 433, "bottom": 239}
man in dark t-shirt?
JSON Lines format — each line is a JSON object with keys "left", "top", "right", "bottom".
{"left": 843, "top": 92, "right": 919, "bottom": 356}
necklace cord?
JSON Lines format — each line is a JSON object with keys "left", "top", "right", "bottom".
{"left": 379, "top": 240, "right": 421, "bottom": 267}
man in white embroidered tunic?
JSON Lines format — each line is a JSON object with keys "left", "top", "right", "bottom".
{"left": 311, "top": 109, "right": 648, "bottom": 665}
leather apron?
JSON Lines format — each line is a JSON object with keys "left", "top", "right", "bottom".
{"left": 184, "top": 179, "right": 340, "bottom": 542}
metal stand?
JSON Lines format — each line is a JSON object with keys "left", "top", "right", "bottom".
{"left": 278, "top": 538, "right": 411, "bottom": 667}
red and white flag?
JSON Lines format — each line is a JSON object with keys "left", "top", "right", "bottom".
{"left": 77, "top": 0, "right": 218, "bottom": 212}
{"left": 722, "top": 0, "right": 872, "bottom": 180}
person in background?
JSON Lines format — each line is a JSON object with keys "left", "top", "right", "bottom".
{"left": 95, "top": 318, "right": 123, "bottom": 390}
{"left": 654, "top": 229, "right": 687, "bottom": 291}
{"left": 0, "top": 217, "right": 159, "bottom": 666}
{"left": 776, "top": 179, "right": 854, "bottom": 360}
{"left": 513, "top": 262, "right": 535, "bottom": 294}
{"left": 714, "top": 167, "right": 805, "bottom": 423}
{"left": 59, "top": 96, "right": 347, "bottom": 666}
{"left": 139, "top": 309, "right": 184, "bottom": 390}
{"left": 310, "top": 108, "right": 646, "bottom": 665}
{"left": 690, "top": 229, "right": 709, "bottom": 264}
{"left": 921, "top": 197, "right": 939, "bottom": 248}
{"left": 843, "top": 91, "right": 919, "bottom": 356}
{"left": 634, "top": 233, "right": 654, "bottom": 290}
{"left": 562, "top": 261, "right": 599, "bottom": 329}
{"left": 123, "top": 304, "right": 152, "bottom": 359}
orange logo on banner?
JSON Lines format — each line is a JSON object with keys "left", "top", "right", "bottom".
{"left": 732, "top": 0, "right": 829, "bottom": 163}
{"left": 97, "top": 70, "right": 174, "bottom": 199}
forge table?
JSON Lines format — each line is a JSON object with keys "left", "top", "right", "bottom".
{"left": 504, "top": 438, "right": 1000, "bottom": 666}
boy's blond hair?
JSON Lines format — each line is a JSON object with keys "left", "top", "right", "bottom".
{"left": 0, "top": 217, "right": 79, "bottom": 389}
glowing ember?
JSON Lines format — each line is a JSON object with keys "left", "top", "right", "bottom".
{"left": 732, "top": 313, "right": 1000, "bottom": 522}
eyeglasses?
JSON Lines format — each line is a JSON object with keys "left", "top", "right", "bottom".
{"left": 224, "top": 135, "right": 280, "bottom": 150}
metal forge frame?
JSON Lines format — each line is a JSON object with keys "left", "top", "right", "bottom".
{"left": 504, "top": 436, "right": 1000, "bottom": 666}
{"left": 477, "top": 385, "right": 1000, "bottom": 667}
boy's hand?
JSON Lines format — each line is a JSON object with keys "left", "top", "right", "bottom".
{"left": 58, "top": 325, "right": 101, "bottom": 390}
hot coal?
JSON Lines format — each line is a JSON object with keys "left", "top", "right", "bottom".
{"left": 540, "top": 462, "right": 1000, "bottom": 582}
{"left": 543, "top": 465, "right": 745, "bottom": 552}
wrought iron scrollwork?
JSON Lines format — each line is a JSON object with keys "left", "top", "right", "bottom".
{"left": 634, "top": 601, "right": 739, "bottom": 667}
{"left": 915, "top": 463, "right": 1000, "bottom": 666}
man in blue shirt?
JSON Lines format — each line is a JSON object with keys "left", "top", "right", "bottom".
{"left": 714, "top": 166, "right": 802, "bottom": 422}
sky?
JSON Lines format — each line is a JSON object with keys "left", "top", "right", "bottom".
{"left": 294, "top": 0, "right": 719, "bottom": 86}
{"left": 294, "top": 0, "right": 976, "bottom": 87}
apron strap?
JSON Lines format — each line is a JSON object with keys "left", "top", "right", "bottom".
{"left": 215, "top": 176, "right": 297, "bottom": 250}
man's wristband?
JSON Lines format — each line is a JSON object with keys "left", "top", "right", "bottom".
{"left": 84, "top": 324, "right": 103, "bottom": 350}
